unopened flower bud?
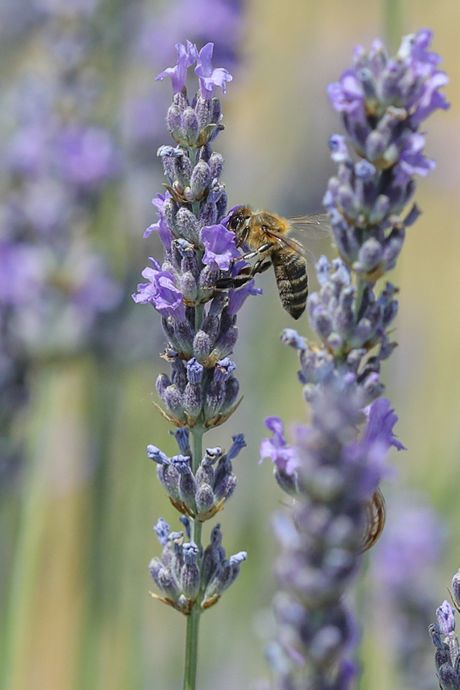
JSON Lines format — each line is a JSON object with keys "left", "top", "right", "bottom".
{"left": 190, "top": 161, "right": 211, "bottom": 199}
{"left": 181, "top": 107, "right": 199, "bottom": 144}
{"left": 181, "top": 543, "right": 200, "bottom": 599}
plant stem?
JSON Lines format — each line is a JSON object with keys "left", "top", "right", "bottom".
{"left": 383, "top": 0, "right": 404, "bottom": 52}
{"left": 182, "top": 425, "right": 204, "bottom": 690}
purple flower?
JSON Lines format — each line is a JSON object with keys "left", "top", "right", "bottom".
{"left": 144, "top": 193, "right": 173, "bottom": 249}
{"left": 201, "top": 223, "right": 239, "bottom": 270}
{"left": 437, "top": 601, "right": 456, "bottom": 635}
{"left": 132, "top": 258, "right": 185, "bottom": 320}
{"left": 260, "top": 417, "right": 298, "bottom": 474}
{"left": 227, "top": 279, "right": 262, "bottom": 315}
{"left": 140, "top": 0, "right": 243, "bottom": 70}
{"left": 195, "top": 43, "right": 233, "bottom": 97}
{"left": 0, "top": 243, "right": 46, "bottom": 305}
{"left": 362, "top": 398, "right": 406, "bottom": 451}
{"left": 156, "top": 41, "right": 198, "bottom": 93}
{"left": 327, "top": 69, "right": 365, "bottom": 116}
{"left": 373, "top": 499, "right": 443, "bottom": 589}
{"left": 55, "top": 125, "right": 117, "bottom": 188}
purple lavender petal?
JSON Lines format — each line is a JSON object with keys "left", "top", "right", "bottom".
{"left": 201, "top": 223, "right": 240, "bottom": 270}
{"left": 227, "top": 280, "right": 262, "bottom": 315}
{"left": 195, "top": 42, "right": 233, "bottom": 97}
{"left": 132, "top": 258, "right": 185, "bottom": 320}
{"left": 156, "top": 40, "right": 198, "bottom": 93}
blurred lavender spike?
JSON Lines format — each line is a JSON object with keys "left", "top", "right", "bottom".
{"left": 262, "top": 29, "right": 448, "bottom": 690}
{"left": 0, "top": 0, "right": 121, "bottom": 483}
{"left": 431, "top": 583, "right": 460, "bottom": 690}
{"left": 371, "top": 496, "right": 444, "bottom": 690}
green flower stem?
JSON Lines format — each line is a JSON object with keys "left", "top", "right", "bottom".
{"left": 383, "top": 0, "right": 404, "bottom": 52}
{"left": 182, "top": 425, "right": 204, "bottom": 690}
{"left": 354, "top": 275, "right": 366, "bottom": 322}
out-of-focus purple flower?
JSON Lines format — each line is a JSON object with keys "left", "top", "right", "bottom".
{"left": 139, "top": 0, "right": 244, "bottom": 69}
{"left": 0, "top": 243, "right": 46, "bottom": 305}
{"left": 133, "top": 258, "right": 185, "bottom": 320}
{"left": 195, "top": 43, "right": 233, "bottom": 97}
{"left": 328, "top": 29, "right": 449, "bottom": 126}
{"left": 55, "top": 126, "right": 117, "bottom": 188}
{"left": 373, "top": 499, "right": 442, "bottom": 590}
{"left": 156, "top": 40, "right": 198, "bottom": 93}
{"left": 371, "top": 497, "right": 444, "bottom": 690}
{"left": 265, "top": 31, "right": 448, "bottom": 690}
{"left": 431, "top": 572, "right": 460, "bottom": 690}
{"left": 70, "top": 251, "right": 122, "bottom": 316}
{"left": 260, "top": 417, "right": 298, "bottom": 474}
{"left": 201, "top": 224, "right": 239, "bottom": 270}
{"left": 362, "top": 398, "right": 406, "bottom": 451}
{"left": 227, "top": 279, "right": 262, "bottom": 315}
{"left": 6, "top": 126, "right": 48, "bottom": 175}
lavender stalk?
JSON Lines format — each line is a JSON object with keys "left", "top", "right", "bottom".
{"left": 134, "top": 42, "right": 259, "bottom": 690}
{"left": 260, "top": 30, "right": 448, "bottom": 689}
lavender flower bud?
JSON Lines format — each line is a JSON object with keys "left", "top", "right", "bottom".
{"left": 438, "top": 664, "right": 460, "bottom": 690}
{"left": 180, "top": 543, "right": 200, "bottom": 599}
{"left": 181, "top": 107, "right": 199, "bottom": 145}
{"left": 173, "top": 428, "right": 191, "bottom": 456}
{"left": 209, "top": 152, "right": 224, "bottom": 180}
{"left": 174, "top": 153, "right": 192, "bottom": 188}
{"left": 162, "top": 384, "right": 185, "bottom": 421}
{"left": 438, "top": 602, "right": 456, "bottom": 635}
{"left": 157, "top": 567, "right": 181, "bottom": 601}
{"left": 172, "top": 455, "right": 197, "bottom": 511}
{"left": 146, "top": 445, "right": 169, "bottom": 466}
{"left": 183, "top": 382, "right": 203, "bottom": 419}
{"left": 355, "top": 238, "right": 383, "bottom": 274}
{"left": 199, "top": 200, "right": 218, "bottom": 226}
{"left": 155, "top": 373, "right": 171, "bottom": 398}
{"left": 156, "top": 463, "right": 181, "bottom": 501}
{"left": 190, "top": 161, "right": 211, "bottom": 199}
{"left": 193, "top": 330, "right": 213, "bottom": 362}
{"left": 452, "top": 571, "right": 460, "bottom": 611}
{"left": 195, "top": 96, "right": 213, "bottom": 129}
{"left": 153, "top": 517, "right": 170, "bottom": 546}
{"left": 175, "top": 207, "right": 200, "bottom": 244}
{"left": 166, "top": 105, "right": 182, "bottom": 141}
{"left": 196, "top": 484, "right": 215, "bottom": 514}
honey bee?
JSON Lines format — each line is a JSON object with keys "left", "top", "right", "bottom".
{"left": 362, "top": 489, "right": 386, "bottom": 552}
{"left": 223, "top": 206, "right": 328, "bottom": 320}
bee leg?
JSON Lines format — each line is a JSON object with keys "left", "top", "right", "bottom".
{"left": 251, "top": 258, "right": 271, "bottom": 276}
{"left": 240, "top": 243, "right": 272, "bottom": 262}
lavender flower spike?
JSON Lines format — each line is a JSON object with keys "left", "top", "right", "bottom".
{"left": 135, "top": 41, "right": 255, "bottom": 690}
{"left": 431, "top": 574, "right": 460, "bottom": 690}
{"left": 263, "top": 30, "right": 447, "bottom": 690}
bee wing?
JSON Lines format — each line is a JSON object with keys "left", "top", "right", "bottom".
{"left": 262, "top": 227, "right": 307, "bottom": 255}
{"left": 289, "top": 213, "right": 331, "bottom": 236}
{"left": 361, "top": 488, "right": 386, "bottom": 552}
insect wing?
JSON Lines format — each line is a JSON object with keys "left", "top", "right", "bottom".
{"left": 361, "top": 488, "right": 386, "bottom": 552}
{"left": 289, "top": 213, "right": 331, "bottom": 234}
{"left": 262, "top": 226, "right": 307, "bottom": 255}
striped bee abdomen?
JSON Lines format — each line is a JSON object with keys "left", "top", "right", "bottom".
{"left": 272, "top": 249, "right": 308, "bottom": 320}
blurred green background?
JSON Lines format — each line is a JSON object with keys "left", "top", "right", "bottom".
{"left": 1, "top": 1, "right": 459, "bottom": 689}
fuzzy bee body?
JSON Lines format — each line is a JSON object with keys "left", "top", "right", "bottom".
{"left": 272, "top": 249, "right": 309, "bottom": 320}
{"left": 226, "top": 206, "right": 313, "bottom": 320}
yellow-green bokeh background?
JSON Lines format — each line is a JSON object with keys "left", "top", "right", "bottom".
{"left": 2, "top": 1, "right": 460, "bottom": 689}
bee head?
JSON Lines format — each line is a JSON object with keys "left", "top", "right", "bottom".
{"left": 228, "top": 206, "right": 252, "bottom": 241}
